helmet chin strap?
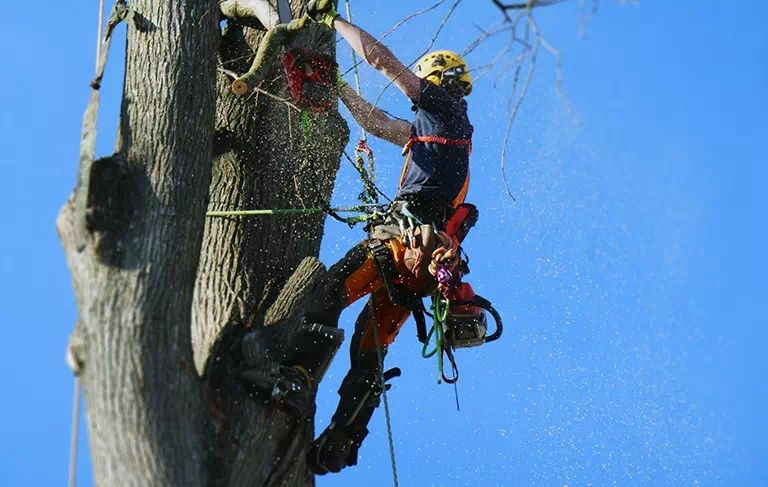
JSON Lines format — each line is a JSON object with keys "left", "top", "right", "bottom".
{"left": 423, "top": 69, "right": 443, "bottom": 83}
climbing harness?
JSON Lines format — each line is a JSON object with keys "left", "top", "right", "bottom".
{"left": 364, "top": 200, "right": 503, "bottom": 386}
{"left": 399, "top": 127, "right": 475, "bottom": 208}
{"left": 400, "top": 132, "right": 473, "bottom": 157}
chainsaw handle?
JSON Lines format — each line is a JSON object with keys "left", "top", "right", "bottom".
{"left": 453, "top": 295, "right": 503, "bottom": 343}
{"left": 480, "top": 300, "right": 503, "bottom": 343}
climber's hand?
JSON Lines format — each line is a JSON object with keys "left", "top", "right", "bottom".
{"left": 307, "top": 0, "right": 334, "bottom": 15}
{"left": 307, "top": 0, "right": 339, "bottom": 28}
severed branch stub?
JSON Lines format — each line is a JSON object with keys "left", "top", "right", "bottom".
{"left": 220, "top": 0, "right": 291, "bottom": 30}
{"left": 231, "top": 15, "right": 310, "bottom": 96}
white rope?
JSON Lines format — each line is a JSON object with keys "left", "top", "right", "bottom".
{"left": 343, "top": 0, "right": 380, "bottom": 195}
{"left": 68, "top": 378, "right": 81, "bottom": 487}
{"left": 344, "top": 0, "right": 367, "bottom": 142}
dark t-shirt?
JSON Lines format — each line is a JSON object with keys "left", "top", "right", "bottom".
{"left": 395, "top": 79, "right": 472, "bottom": 204}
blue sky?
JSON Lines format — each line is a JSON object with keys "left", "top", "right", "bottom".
{"left": 1, "top": 1, "right": 766, "bottom": 486}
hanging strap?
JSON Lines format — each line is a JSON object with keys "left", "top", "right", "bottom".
{"left": 441, "top": 342, "right": 459, "bottom": 384}
{"left": 421, "top": 293, "right": 460, "bottom": 384}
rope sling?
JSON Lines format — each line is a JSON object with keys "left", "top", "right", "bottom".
{"left": 421, "top": 292, "right": 460, "bottom": 385}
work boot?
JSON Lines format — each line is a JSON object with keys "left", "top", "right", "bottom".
{"left": 241, "top": 325, "right": 283, "bottom": 367}
{"left": 240, "top": 322, "right": 344, "bottom": 417}
{"left": 307, "top": 425, "right": 357, "bottom": 474}
{"left": 306, "top": 367, "right": 401, "bottom": 474}
{"left": 270, "top": 365, "right": 314, "bottom": 415}
{"left": 241, "top": 364, "right": 314, "bottom": 416}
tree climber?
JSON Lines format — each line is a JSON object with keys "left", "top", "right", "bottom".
{"left": 243, "top": 0, "right": 477, "bottom": 475}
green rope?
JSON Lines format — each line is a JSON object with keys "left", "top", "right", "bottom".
{"left": 421, "top": 293, "right": 450, "bottom": 382}
{"left": 206, "top": 206, "right": 365, "bottom": 216}
{"left": 206, "top": 207, "right": 371, "bottom": 225}
{"left": 207, "top": 208, "right": 324, "bottom": 217}
{"left": 421, "top": 324, "right": 438, "bottom": 359}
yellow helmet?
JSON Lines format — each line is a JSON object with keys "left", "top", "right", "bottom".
{"left": 414, "top": 50, "right": 472, "bottom": 96}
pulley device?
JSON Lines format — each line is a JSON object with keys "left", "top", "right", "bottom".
{"left": 282, "top": 47, "right": 337, "bottom": 112}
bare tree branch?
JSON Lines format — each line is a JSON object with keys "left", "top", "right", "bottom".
{"left": 370, "top": 0, "right": 465, "bottom": 108}
{"left": 339, "top": 0, "right": 449, "bottom": 78}
{"left": 492, "top": 0, "right": 565, "bottom": 21}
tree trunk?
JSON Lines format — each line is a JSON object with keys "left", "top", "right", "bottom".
{"left": 192, "top": 2, "right": 347, "bottom": 485}
{"left": 59, "top": 0, "right": 347, "bottom": 485}
{"left": 59, "top": 1, "right": 219, "bottom": 485}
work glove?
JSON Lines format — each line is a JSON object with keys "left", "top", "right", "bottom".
{"left": 306, "top": 0, "right": 339, "bottom": 29}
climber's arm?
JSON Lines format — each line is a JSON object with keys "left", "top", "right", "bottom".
{"left": 332, "top": 18, "right": 422, "bottom": 103}
{"left": 338, "top": 83, "right": 410, "bottom": 147}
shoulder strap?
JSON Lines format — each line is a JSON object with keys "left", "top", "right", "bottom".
{"left": 401, "top": 135, "right": 472, "bottom": 156}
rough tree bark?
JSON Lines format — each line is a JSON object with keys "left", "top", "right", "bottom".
{"left": 59, "top": 0, "right": 347, "bottom": 486}
{"left": 192, "top": 0, "right": 348, "bottom": 484}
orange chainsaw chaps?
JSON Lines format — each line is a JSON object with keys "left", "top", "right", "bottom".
{"left": 343, "top": 256, "right": 382, "bottom": 306}
{"left": 359, "top": 286, "right": 411, "bottom": 350}
{"left": 343, "top": 239, "right": 437, "bottom": 351}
